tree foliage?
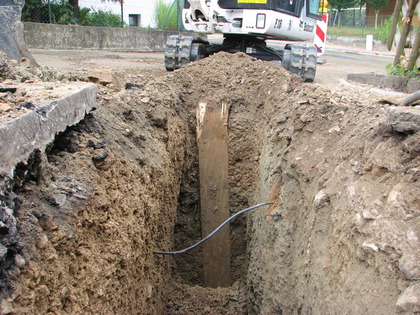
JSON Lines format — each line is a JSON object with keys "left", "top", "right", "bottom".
{"left": 366, "top": 0, "right": 389, "bottom": 11}
{"left": 329, "top": 0, "right": 359, "bottom": 26}
{"left": 328, "top": 0, "right": 359, "bottom": 11}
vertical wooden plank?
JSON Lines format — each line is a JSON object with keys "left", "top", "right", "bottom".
{"left": 197, "top": 102, "right": 231, "bottom": 288}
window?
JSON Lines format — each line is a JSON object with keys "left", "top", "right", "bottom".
{"left": 307, "top": 0, "right": 321, "bottom": 17}
{"left": 129, "top": 14, "right": 141, "bottom": 27}
{"left": 272, "top": 0, "right": 300, "bottom": 16}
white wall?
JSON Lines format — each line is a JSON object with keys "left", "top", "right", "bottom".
{"left": 78, "top": 0, "right": 176, "bottom": 28}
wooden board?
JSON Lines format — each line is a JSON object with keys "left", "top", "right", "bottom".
{"left": 196, "top": 101, "right": 231, "bottom": 288}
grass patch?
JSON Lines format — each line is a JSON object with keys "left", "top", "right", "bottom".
{"left": 327, "top": 26, "right": 376, "bottom": 38}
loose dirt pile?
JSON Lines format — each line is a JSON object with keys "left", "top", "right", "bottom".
{"left": 0, "top": 51, "right": 418, "bottom": 314}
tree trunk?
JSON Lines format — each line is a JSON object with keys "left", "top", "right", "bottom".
{"left": 393, "top": 0, "right": 419, "bottom": 66}
{"left": 375, "top": 9, "right": 379, "bottom": 29}
{"left": 338, "top": 10, "right": 342, "bottom": 26}
{"left": 387, "top": 0, "right": 404, "bottom": 51}
{"left": 407, "top": 26, "right": 420, "bottom": 71}
{"left": 69, "top": 0, "right": 79, "bottom": 22}
{"left": 33, "top": 7, "right": 41, "bottom": 22}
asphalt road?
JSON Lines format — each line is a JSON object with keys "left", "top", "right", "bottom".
{"left": 29, "top": 44, "right": 394, "bottom": 91}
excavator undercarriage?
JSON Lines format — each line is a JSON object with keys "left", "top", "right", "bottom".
{"left": 164, "top": 34, "right": 317, "bottom": 82}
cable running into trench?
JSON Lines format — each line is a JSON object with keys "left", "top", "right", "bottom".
{"left": 153, "top": 202, "right": 272, "bottom": 255}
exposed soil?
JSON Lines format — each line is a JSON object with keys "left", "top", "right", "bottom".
{"left": 0, "top": 50, "right": 419, "bottom": 314}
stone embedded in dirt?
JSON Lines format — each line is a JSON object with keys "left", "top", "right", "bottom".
{"left": 20, "top": 101, "right": 36, "bottom": 110}
{"left": 0, "top": 87, "right": 16, "bottom": 93}
{"left": 44, "top": 194, "right": 64, "bottom": 207}
{"left": 125, "top": 82, "right": 143, "bottom": 90}
{"left": 59, "top": 176, "right": 71, "bottom": 183}
{"left": 141, "top": 97, "right": 150, "bottom": 104}
{"left": 407, "top": 230, "right": 419, "bottom": 246}
{"left": 36, "top": 234, "right": 49, "bottom": 249}
{"left": 396, "top": 283, "right": 420, "bottom": 312}
{"left": 39, "top": 214, "right": 58, "bottom": 231}
{"left": 1, "top": 207, "right": 17, "bottom": 240}
{"left": 328, "top": 125, "right": 341, "bottom": 133}
{"left": 362, "top": 210, "right": 377, "bottom": 220}
{"left": 399, "top": 253, "right": 420, "bottom": 280}
{"left": 87, "top": 139, "right": 106, "bottom": 150}
{"left": 31, "top": 210, "right": 42, "bottom": 219}
{"left": 87, "top": 70, "right": 111, "bottom": 85}
{"left": 52, "top": 194, "right": 67, "bottom": 208}
{"left": 362, "top": 242, "right": 379, "bottom": 253}
{"left": 148, "top": 107, "right": 167, "bottom": 128}
{"left": 14, "top": 254, "right": 25, "bottom": 268}
{"left": 0, "top": 51, "right": 11, "bottom": 80}
{"left": 73, "top": 194, "right": 87, "bottom": 200}
{"left": 387, "top": 106, "right": 420, "bottom": 133}
{"left": 87, "top": 69, "right": 122, "bottom": 89}
{"left": 92, "top": 151, "right": 111, "bottom": 170}
{"left": 313, "top": 190, "right": 329, "bottom": 205}
{"left": 0, "top": 299, "right": 14, "bottom": 315}
{"left": 92, "top": 151, "right": 109, "bottom": 163}
{"left": 0, "top": 244, "right": 7, "bottom": 260}
{"left": 0, "top": 103, "right": 11, "bottom": 113}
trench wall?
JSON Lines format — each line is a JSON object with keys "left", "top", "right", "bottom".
{"left": 4, "top": 80, "right": 191, "bottom": 313}
{"left": 246, "top": 85, "right": 419, "bottom": 314}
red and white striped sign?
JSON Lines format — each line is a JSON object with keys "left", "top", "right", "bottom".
{"left": 314, "top": 13, "right": 329, "bottom": 55}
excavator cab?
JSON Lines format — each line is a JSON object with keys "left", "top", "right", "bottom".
{"left": 216, "top": 0, "right": 320, "bottom": 17}
{"left": 166, "top": 0, "right": 326, "bottom": 81}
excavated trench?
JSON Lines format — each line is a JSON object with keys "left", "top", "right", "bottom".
{"left": 1, "top": 52, "right": 419, "bottom": 314}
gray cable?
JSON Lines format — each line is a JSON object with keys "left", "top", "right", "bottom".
{"left": 153, "top": 202, "right": 272, "bottom": 255}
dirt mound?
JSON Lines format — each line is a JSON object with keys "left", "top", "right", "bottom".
{"left": 1, "top": 51, "right": 418, "bottom": 314}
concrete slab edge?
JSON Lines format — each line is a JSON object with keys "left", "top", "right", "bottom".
{"left": 347, "top": 73, "right": 420, "bottom": 94}
{"left": 0, "top": 83, "right": 97, "bottom": 182}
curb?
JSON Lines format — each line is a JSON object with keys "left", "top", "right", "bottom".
{"left": 347, "top": 73, "right": 420, "bottom": 94}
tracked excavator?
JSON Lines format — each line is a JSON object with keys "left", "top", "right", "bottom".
{"left": 164, "top": 0, "right": 326, "bottom": 81}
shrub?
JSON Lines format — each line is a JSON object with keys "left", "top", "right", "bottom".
{"left": 386, "top": 63, "right": 420, "bottom": 78}
{"left": 154, "top": 0, "right": 179, "bottom": 30}
{"left": 81, "top": 10, "right": 124, "bottom": 27}
{"left": 374, "top": 16, "right": 392, "bottom": 42}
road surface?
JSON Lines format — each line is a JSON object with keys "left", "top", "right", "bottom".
{"left": 29, "top": 44, "right": 394, "bottom": 91}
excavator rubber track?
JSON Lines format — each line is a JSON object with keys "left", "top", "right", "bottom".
{"left": 289, "top": 45, "right": 318, "bottom": 82}
{"left": 165, "top": 36, "right": 194, "bottom": 71}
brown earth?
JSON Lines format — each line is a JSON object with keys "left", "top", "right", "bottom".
{"left": 0, "top": 50, "right": 419, "bottom": 314}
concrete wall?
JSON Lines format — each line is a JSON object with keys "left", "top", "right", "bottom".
{"left": 23, "top": 22, "right": 190, "bottom": 52}
{"left": 327, "top": 34, "right": 387, "bottom": 50}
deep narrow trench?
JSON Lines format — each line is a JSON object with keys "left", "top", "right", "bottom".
{"left": 164, "top": 86, "right": 268, "bottom": 313}
{"left": 171, "top": 98, "right": 260, "bottom": 287}
{"left": 3, "top": 52, "right": 417, "bottom": 314}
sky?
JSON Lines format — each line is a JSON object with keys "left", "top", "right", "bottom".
{"left": 78, "top": 0, "right": 176, "bottom": 27}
